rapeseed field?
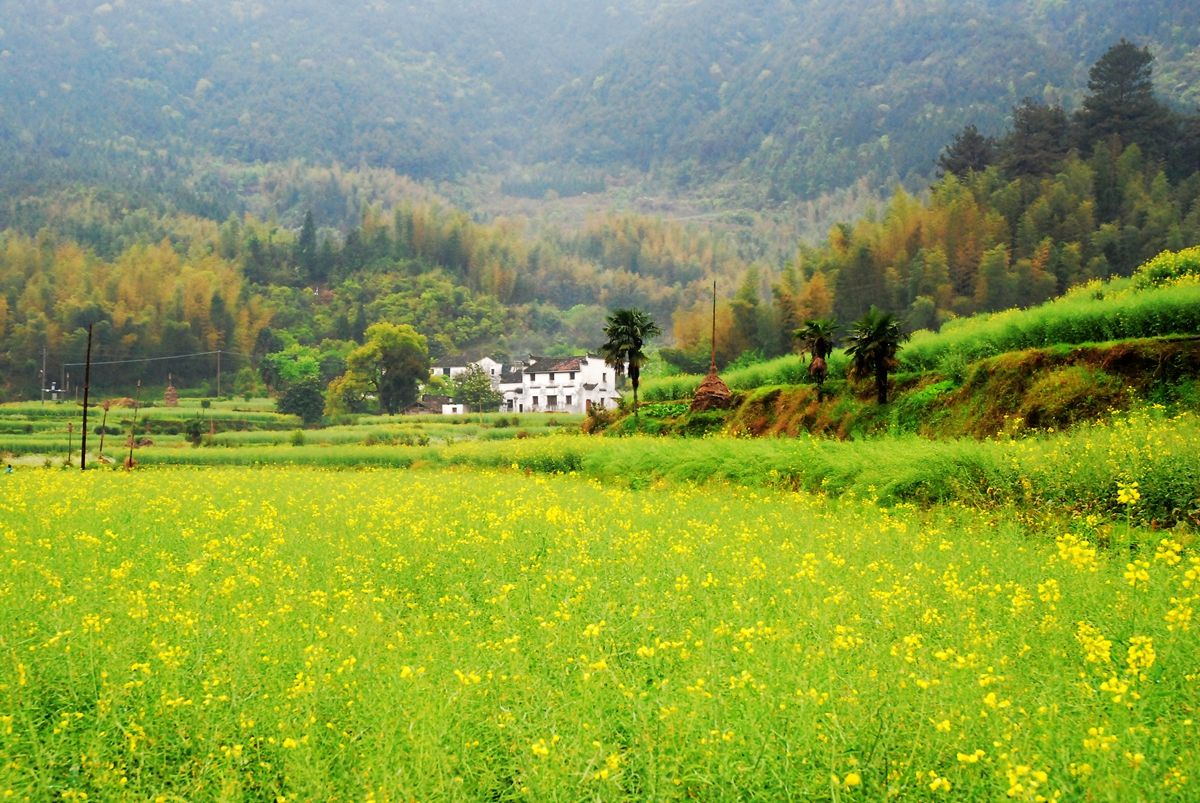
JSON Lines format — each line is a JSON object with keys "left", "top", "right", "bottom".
{"left": 1, "top": 467, "right": 1196, "bottom": 799}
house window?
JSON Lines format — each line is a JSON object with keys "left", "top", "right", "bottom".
{"left": 570, "top": 371, "right": 576, "bottom": 380}
{"left": 603, "top": 372, "right": 608, "bottom": 383}
{"left": 565, "top": 395, "right": 573, "bottom": 407}
{"left": 547, "top": 394, "right": 558, "bottom": 410}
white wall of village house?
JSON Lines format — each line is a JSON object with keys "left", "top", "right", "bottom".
{"left": 508, "top": 356, "right": 621, "bottom": 414}
{"left": 427, "top": 355, "right": 623, "bottom": 414}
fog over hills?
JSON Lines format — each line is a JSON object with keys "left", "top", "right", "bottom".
{"left": 0, "top": 0, "right": 1197, "bottom": 205}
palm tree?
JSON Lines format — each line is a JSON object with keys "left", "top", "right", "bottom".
{"left": 600, "top": 308, "right": 661, "bottom": 418}
{"left": 845, "top": 306, "right": 908, "bottom": 404}
{"left": 794, "top": 318, "right": 839, "bottom": 393}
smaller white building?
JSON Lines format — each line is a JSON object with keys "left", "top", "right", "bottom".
{"left": 430, "top": 356, "right": 504, "bottom": 386}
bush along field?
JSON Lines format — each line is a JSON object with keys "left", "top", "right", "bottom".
{"left": 1, "top": 467, "right": 1198, "bottom": 800}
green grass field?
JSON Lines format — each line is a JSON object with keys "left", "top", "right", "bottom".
{"left": 1, "top": 467, "right": 1196, "bottom": 799}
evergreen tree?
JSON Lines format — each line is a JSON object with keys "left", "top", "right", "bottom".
{"left": 295, "top": 210, "right": 318, "bottom": 283}
{"left": 1000, "top": 99, "right": 1071, "bottom": 178}
{"left": 1075, "top": 39, "right": 1170, "bottom": 158}
{"left": 937, "top": 124, "right": 996, "bottom": 177}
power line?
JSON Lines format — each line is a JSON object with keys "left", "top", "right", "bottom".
{"left": 63, "top": 349, "right": 252, "bottom": 369}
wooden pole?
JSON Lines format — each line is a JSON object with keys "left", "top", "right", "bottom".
{"left": 98, "top": 402, "right": 110, "bottom": 458}
{"left": 126, "top": 380, "right": 141, "bottom": 471}
{"left": 81, "top": 324, "right": 93, "bottom": 471}
{"left": 710, "top": 280, "right": 717, "bottom": 373}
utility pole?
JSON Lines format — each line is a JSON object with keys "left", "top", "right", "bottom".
{"left": 216, "top": 350, "right": 222, "bottom": 397}
{"left": 81, "top": 324, "right": 93, "bottom": 472}
{"left": 40, "top": 347, "right": 47, "bottom": 406}
{"left": 126, "top": 380, "right": 141, "bottom": 471}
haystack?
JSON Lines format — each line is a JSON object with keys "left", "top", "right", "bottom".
{"left": 691, "top": 365, "right": 732, "bottom": 411}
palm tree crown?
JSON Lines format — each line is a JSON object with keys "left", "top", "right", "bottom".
{"left": 844, "top": 306, "right": 908, "bottom": 404}
{"left": 795, "top": 318, "right": 839, "bottom": 390}
{"left": 600, "top": 308, "right": 661, "bottom": 417}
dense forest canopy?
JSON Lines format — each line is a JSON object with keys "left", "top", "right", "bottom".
{"left": 1, "top": 0, "right": 1197, "bottom": 206}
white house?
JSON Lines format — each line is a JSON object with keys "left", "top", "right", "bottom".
{"left": 430, "top": 356, "right": 504, "bottom": 386}
{"left": 503, "top": 355, "right": 622, "bottom": 414}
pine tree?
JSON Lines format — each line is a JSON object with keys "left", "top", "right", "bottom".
{"left": 937, "top": 124, "right": 996, "bottom": 177}
{"left": 1075, "top": 39, "right": 1170, "bottom": 158}
{"left": 295, "top": 210, "right": 319, "bottom": 283}
{"left": 1001, "top": 99, "right": 1071, "bottom": 178}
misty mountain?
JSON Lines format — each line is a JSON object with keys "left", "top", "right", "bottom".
{"left": 542, "top": 0, "right": 1200, "bottom": 198}
{"left": 0, "top": 0, "right": 1196, "bottom": 205}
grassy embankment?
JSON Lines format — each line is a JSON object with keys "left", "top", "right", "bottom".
{"left": 635, "top": 251, "right": 1200, "bottom": 439}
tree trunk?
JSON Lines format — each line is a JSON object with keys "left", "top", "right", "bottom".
{"left": 875, "top": 361, "right": 889, "bottom": 404}
{"left": 631, "top": 365, "right": 640, "bottom": 418}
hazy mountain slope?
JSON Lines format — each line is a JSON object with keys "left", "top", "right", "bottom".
{"left": 0, "top": 0, "right": 1196, "bottom": 207}
{"left": 541, "top": 0, "right": 1200, "bottom": 198}
{"left": 0, "top": 0, "right": 653, "bottom": 179}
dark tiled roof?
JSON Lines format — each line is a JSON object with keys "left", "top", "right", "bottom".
{"left": 524, "top": 356, "right": 584, "bottom": 374}
{"left": 500, "top": 368, "right": 523, "bottom": 384}
{"left": 431, "top": 355, "right": 476, "bottom": 369}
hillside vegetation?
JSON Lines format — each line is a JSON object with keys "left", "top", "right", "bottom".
{"left": 1, "top": 1, "right": 1197, "bottom": 206}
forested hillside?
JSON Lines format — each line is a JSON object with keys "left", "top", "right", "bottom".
{"left": 1, "top": 5, "right": 1198, "bottom": 403}
{"left": 544, "top": 0, "right": 1200, "bottom": 200}
{"left": 1, "top": 0, "right": 1196, "bottom": 206}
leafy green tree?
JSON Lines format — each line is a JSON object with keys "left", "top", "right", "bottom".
{"left": 323, "top": 372, "right": 370, "bottom": 418}
{"left": 338, "top": 322, "right": 430, "bottom": 414}
{"left": 600, "top": 308, "right": 661, "bottom": 418}
{"left": 277, "top": 377, "right": 326, "bottom": 425}
{"left": 264, "top": 344, "right": 321, "bottom": 390}
{"left": 845, "top": 306, "right": 908, "bottom": 404}
{"left": 231, "top": 366, "right": 263, "bottom": 399}
{"left": 452, "top": 365, "right": 502, "bottom": 415}
{"left": 974, "top": 245, "right": 1016, "bottom": 311}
